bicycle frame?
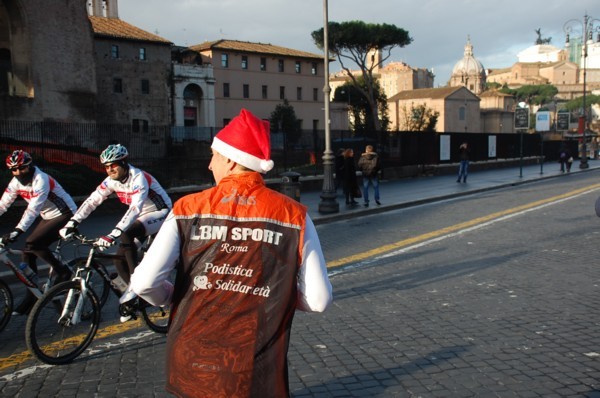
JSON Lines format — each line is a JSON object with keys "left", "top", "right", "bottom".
{"left": 0, "top": 245, "right": 43, "bottom": 299}
{"left": 0, "top": 239, "right": 71, "bottom": 299}
{"left": 58, "top": 233, "right": 150, "bottom": 326}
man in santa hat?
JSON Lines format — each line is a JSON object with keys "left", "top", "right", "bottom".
{"left": 127, "top": 108, "right": 333, "bottom": 398}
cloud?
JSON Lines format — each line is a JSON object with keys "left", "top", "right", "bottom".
{"left": 117, "top": 0, "right": 598, "bottom": 85}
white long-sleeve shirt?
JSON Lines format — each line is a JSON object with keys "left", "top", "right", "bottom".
{"left": 72, "top": 165, "right": 171, "bottom": 231}
{"left": 0, "top": 167, "right": 77, "bottom": 231}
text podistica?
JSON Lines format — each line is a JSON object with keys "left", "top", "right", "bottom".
{"left": 191, "top": 225, "right": 283, "bottom": 245}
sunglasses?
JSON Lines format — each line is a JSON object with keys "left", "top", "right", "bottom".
{"left": 104, "top": 163, "right": 121, "bottom": 170}
{"left": 9, "top": 165, "right": 28, "bottom": 172}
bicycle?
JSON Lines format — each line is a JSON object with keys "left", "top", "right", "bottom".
{"left": 0, "top": 239, "right": 110, "bottom": 332}
{"left": 25, "top": 233, "right": 171, "bottom": 365}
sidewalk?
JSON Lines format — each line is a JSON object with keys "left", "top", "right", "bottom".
{"left": 304, "top": 159, "right": 600, "bottom": 225}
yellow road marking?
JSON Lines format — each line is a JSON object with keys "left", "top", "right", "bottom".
{"left": 2, "top": 182, "right": 600, "bottom": 371}
{"left": 326, "top": 183, "right": 600, "bottom": 269}
{"left": 0, "top": 318, "right": 144, "bottom": 372}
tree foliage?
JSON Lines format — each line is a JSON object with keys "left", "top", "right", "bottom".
{"left": 269, "top": 99, "right": 301, "bottom": 145}
{"left": 333, "top": 79, "right": 390, "bottom": 135}
{"left": 398, "top": 103, "right": 439, "bottom": 132}
{"left": 312, "top": 20, "right": 412, "bottom": 135}
{"left": 563, "top": 94, "right": 600, "bottom": 112}
{"left": 499, "top": 84, "right": 558, "bottom": 106}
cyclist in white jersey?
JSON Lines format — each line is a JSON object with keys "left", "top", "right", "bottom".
{"left": 0, "top": 150, "right": 77, "bottom": 314}
{"left": 60, "top": 144, "right": 172, "bottom": 285}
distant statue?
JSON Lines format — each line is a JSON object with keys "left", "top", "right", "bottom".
{"left": 535, "top": 28, "right": 552, "bottom": 45}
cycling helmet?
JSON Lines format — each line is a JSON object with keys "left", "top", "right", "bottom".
{"left": 100, "top": 144, "right": 128, "bottom": 164}
{"left": 6, "top": 150, "right": 32, "bottom": 169}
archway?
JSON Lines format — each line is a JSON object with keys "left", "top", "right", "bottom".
{"left": 183, "top": 84, "right": 203, "bottom": 127}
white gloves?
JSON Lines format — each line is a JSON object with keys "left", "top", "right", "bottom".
{"left": 95, "top": 228, "right": 122, "bottom": 250}
{"left": 0, "top": 229, "right": 23, "bottom": 246}
{"left": 59, "top": 220, "right": 79, "bottom": 240}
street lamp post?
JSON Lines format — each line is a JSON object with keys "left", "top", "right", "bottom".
{"left": 564, "top": 13, "right": 600, "bottom": 169}
{"left": 318, "top": 0, "right": 339, "bottom": 214}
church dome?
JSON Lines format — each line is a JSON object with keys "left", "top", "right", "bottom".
{"left": 449, "top": 36, "right": 486, "bottom": 94}
{"left": 452, "top": 37, "right": 485, "bottom": 76}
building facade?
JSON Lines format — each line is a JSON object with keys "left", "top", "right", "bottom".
{"left": 388, "top": 86, "right": 481, "bottom": 133}
{"left": 0, "top": 0, "right": 97, "bottom": 122}
{"left": 190, "top": 40, "right": 326, "bottom": 130}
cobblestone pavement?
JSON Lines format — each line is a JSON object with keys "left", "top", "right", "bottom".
{"left": 1, "top": 162, "right": 600, "bottom": 397}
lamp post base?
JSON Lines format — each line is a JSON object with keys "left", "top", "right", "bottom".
{"left": 318, "top": 190, "right": 339, "bottom": 214}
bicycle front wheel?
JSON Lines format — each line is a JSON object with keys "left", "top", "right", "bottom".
{"left": 67, "top": 258, "right": 111, "bottom": 309}
{"left": 141, "top": 302, "right": 170, "bottom": 334}
{"left": 0, "top": 279, "right": 12, "bottom": 332}
{"left": 25, "top": 280, "right": 101, "bottom": 365}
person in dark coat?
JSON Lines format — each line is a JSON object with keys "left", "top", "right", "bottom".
{"left": 342, "top": 148, "right": 359, "bottom": 205}
{"left": 335, "top": 148, "right": 345, "bottom": 192}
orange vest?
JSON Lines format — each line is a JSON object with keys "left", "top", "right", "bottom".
{"left": 166, "top": 172, "right": 307, "bottom": 398}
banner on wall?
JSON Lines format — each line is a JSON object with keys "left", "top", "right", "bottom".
{"left": 488, "top": 135, "right": 497, "bottom": 158}
{"left": 440, "top": 135, "right": 450, "bottom": 161}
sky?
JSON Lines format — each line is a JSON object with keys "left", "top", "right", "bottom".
{"left": 118, "top": 0, "right": 599, "bottom": 85}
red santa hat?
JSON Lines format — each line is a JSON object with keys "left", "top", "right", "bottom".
{"left": 211, "top": 109, "right": 274, "bottom": 173}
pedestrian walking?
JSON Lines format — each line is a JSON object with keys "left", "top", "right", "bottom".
{"left": 457, "top": 142, "right": 470, "bottom": 183}
{"left": 559, "top": 145, "right": 571, "bottom": 173}
{"left": 126, "top": 109, "right": 333, "bottom": 398}
{"left": 358, "top": 145, "right": 381, "bottom": 206}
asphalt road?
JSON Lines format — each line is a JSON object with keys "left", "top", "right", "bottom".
{"left": 2, "top": 172, "right": 600, "bottom": 397}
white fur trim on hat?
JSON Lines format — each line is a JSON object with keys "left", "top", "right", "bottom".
{"left": 212, "top": 137, "right": 274, "bottom": 173}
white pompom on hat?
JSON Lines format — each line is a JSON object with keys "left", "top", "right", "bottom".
{"left": 211, "top": 109, "right": 274, "bottom": 173}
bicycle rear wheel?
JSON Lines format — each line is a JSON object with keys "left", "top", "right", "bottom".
{"left": 0, "top": 279, "right": 12, "bottom": 332}
{"left": 67, "top": 258, "right": 110, "bottom": 308}
{"left": 25, "top": 280, "right": 101, "bottom": 365}
{"left": 141, "top": 302, "right": 170, "bottom": 334}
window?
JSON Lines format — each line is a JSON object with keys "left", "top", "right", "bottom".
{"left": 141, "top": 79, "right": 150, "bottom": 94}
{"left": 296, "top": 87, "right": 302, "bottom": 101}
{"left": 113, "top": 78, "right": 122, "bottom": 93}
{"left": 278, "top": 59, "right": 284, "bottom": 72}
{"left": 312, "top": 120, "right": 318, "bottom": 132}
{"left": 262, "top": 85, "right": 268, "bottom": 99}
{"left": 241, "top": 55, "right": 248, "bottom": 70}
{"left": 139, "top": 48, "right": 146, "bottom": 61}
{"left": 313, "top": 88, "right": 318, "bottom": 101}
{"left": 459, "top": 107, "right": 466, "bottom": 120}
{"left": 223, "top": 83, "right": 230, "bottom": 98}
{"left": 132, "top": 119, "right": 149, "bottom": 133}
{"left": 260, "top": 57, "right": 266, "bottom": 71}
{"left": 221, "top": 53, "right": 229, "bottom": 68}
{"left": 111, "top": 45, "right": 119, "bottom": 59}
{"left": 279, "top": 86, "right": 285, "bottom": 100}
{"left": 311, "top": 62, "right": 317, "bottom": 75}
{"left": 243, "top": 84, "right": 249, "bottom": 99}
{"left": 295, "top": 61, "right": 301, "bottom": 73}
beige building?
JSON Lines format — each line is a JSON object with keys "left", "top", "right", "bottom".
{"left": 388, "top": 86, "right": 481, "bottom": 133}
{"left": 329, "top": 58, "right": 434, "bottom": 101}
{"left": 189, "top": 40, "right": 326, "bottom": 130}
{"left": 479, "top": 90, "right": 516, "bottom": 134}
